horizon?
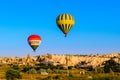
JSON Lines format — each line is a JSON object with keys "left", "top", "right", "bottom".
{"left": 0, "top": 52, "right": 120, "bottom": 57}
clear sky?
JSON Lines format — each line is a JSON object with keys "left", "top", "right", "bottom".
{"left": 0, "top": 0, "right": 120, "bottom": 56}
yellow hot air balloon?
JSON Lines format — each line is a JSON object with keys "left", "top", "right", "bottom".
{"left": 56, "top": 13, "right": 75, "bottom": 37}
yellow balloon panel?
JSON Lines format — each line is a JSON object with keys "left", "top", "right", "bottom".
{"left": 56, "top": 13, "right": 75, "bottom": 37}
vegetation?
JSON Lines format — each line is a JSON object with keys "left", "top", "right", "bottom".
{"left": 6, "top": 69, "right": 22, "bottom": 80}
{"left": 103, "top": 58, "right": 120, "bottom": 73}
{"left": 0, "top": 59, "right": 120, "bottom": 79}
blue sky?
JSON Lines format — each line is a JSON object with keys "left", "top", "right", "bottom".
{"left": 0, "top": 0, "right": 120, "bottom": 56}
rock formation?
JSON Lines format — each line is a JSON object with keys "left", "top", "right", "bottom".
{"left": 0, "top": 53, "right": 119, "bottom": 68}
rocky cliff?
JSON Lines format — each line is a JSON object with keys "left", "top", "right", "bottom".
{"left": 0, "top": 53, "right": 120, "bottom": 68}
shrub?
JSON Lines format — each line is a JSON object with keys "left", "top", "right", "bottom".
{"left": 103, "top": 59, "right": 120, "bottom": 73}
{"left": 6, "top": 69, "right": 21, "bottom": 80}
{"left": 68, "top": 66, "right": 74, "bottom": 70}
{"left": 22, "top": 66, "right": 33, "bottom": 73}
{"left": 28, "top": 68, "right": 37, "bottom": 74}
{"left": 12, "top": 65, "right": 20, "bottom": 70}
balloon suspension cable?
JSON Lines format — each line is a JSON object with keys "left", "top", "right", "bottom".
{"left": 65, "top": 34, "right": 67, "bottom": 37}
{"left": 33, "top": 50, "right": 36, "bottom": 52}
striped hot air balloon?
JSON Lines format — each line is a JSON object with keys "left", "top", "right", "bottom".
{"left": 28, "top": 34, "right": 42, "bottom": 52}
{"left": 56, "top": 13, "right": 75, "bottom": 37}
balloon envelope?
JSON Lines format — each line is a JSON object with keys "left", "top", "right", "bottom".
{"left": 56, "top": 13, "right": 75, "bottom": 37}
{"left": 28, "top": 34, "right": 42, "bottom": 52}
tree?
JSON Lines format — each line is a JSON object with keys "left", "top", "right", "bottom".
{"left": 28, "top": 68, "right": 37, "bottom": 74}
{"left": 6, "top": 69, "right": 21, "bottom": 80}
{"left": 22, "top": 66, "right": 33, "bottom": 73}
{"left": 103, "top": 59, "right": 120, "bottom": 73}
{"left": 12, "top": 65, "right": 20, "bottom": 71}
{"left": 68, "top": 66, "right": 74, "bottom": 70}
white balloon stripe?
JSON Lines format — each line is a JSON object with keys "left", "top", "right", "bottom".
{"left": 29, "top": 40, "right": 41, "bottom": 45}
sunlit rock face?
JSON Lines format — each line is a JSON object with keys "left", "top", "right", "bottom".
{"left": 0, "top": 53, "right": 120, "bottom": 68}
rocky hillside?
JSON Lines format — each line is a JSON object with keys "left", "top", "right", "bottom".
{"left": 0, "top": 53, "right": 120, "bottom": 68}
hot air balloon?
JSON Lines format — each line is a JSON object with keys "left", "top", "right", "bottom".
{"left": 56, "top": 13, "right": 75, "bottom": 37}
{"left": 28, "top": 34, "right": 42, "bottom": 52}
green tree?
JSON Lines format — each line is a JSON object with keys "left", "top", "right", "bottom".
{"left": 68, "top": 66, "right": 74, "bottom": 70}
{"left": 12, "top": 65, "right": 20, "bottom": 71}
{"left": 28, "top": 68, "right": 37, "bottom": 74}
{"left": 6, "top": 69, "right": 22, "bottom": 80}
{"left": 22, "top": 66, "right": 33, "bottom": 73}
{"left": 103, "top": 59, "right": 120, "bottom": 73}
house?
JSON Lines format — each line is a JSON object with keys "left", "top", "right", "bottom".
{"left": 40, "top": 72, "right": 48, "bottom": 75}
